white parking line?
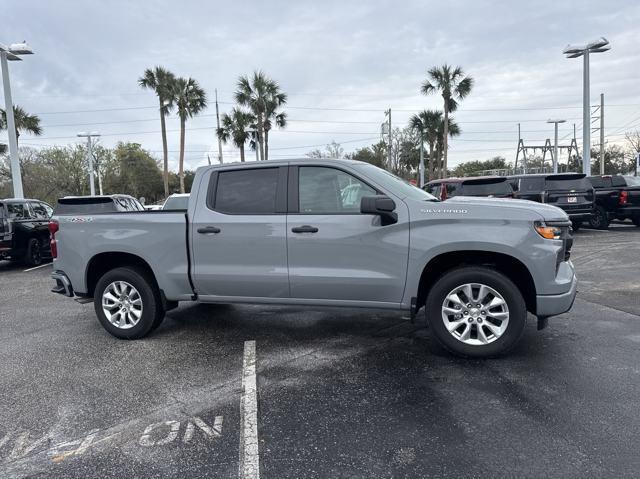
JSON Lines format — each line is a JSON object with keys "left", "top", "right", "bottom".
{"left": 23, "top": 263, "right": 52, "bottom": 272}
{"left": 239, "top": 340, "right": 259, "bottom": 479}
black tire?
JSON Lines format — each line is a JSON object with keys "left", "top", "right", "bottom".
{"left": 425, "top": 266, "right": 527, "bottom": 358}
{"left": 93, "top": 267, "right": 164, "bottom": 339}
{"left": 24, "top": 238, "right": 43, "bottom": 267}
{"left": 588, "top": 206, "right": 609, "bottom": 230}
{"left": 571, "top": 220, "right": 582, "bottom": 232}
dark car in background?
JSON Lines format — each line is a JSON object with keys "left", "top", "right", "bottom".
{"left": 507, "top": 173, "right": 594, "bottom": 230}
{"left": 54, "top": 195, "right": 145, "bottom": 215}
{"left": 424, "top": 176, "right": 514, "bottom": 200}
{"left": 0, "top": 198, "right": 53, "bottom": 266}
{"left": 587, "top": 175, "right": 640, "bottom": 229}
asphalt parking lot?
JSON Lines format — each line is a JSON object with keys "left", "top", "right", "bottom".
{"left": 1, "top": 224, "right": 639, "bottom": 478}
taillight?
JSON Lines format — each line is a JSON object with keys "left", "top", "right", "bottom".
{"left": 48, "top": 220, "right": 59, "bottom": 258}
{"left": 619, "top": 191, "right": 628, "bottom": 206}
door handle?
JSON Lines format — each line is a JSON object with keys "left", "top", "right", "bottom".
{"left": 291, "top": 225, "right": 319, "bottom": 233}
{"left": 197, "top": 226, "right": 221, "bottom": 234}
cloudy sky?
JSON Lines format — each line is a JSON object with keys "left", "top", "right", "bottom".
{"left": 3, "top": 0, "right": 639, "bottom": 171}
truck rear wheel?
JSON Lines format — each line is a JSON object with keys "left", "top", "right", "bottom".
{"left": 94, "top": 267, "right": 164, "bottom": 339}
{"left": 588, "top": 206, "right": 609, "bottom": 230}
{"left": 425, "top": 266, "right": 527, "bottom": 358}
{"left": 25, "top": 237, "right": 43, "bottom": 267}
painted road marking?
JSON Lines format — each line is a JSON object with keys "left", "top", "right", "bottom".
{"left": 240, "top": 340, "right": 259, "bottom": 479}
{"left": 23, "top": 262, "right": 52, "bottom": 272}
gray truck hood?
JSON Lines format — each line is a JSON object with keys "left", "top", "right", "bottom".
{"left": 445, "top": 196, "right": 569, "bottom": 222}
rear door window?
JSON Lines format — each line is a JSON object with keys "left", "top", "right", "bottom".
{"left": 461, "top": 181, "right": 512, "bottom": 196}
{"left": 545, "top": 177, "right": 592, "bottom": 191}
{"left": 6, "top": 202, "right": 30, "bottom": 219}
{"left": 214, "top": 168, "right": 279, "bottom": 214}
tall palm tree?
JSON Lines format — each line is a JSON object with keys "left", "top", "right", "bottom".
{"left": 434, "top": 116, "right": 461, "bottom": 178}
{"left": 235, "top": 71, "right": 287, "bottom": 161}
{"left": 410, "top": 110, "right": 443, "bottom": 181}
{"left": 217, "top": 108, "right": 255, "bottom": 162}
{"left": 138, "top": 66, "right": 176, "bottom": 198}
{"left": 0, "top": 105, "right": 42, "bottom": 148}
{"left": 173, "top": 77, "right": 207, "bottom": 193}
{"left": 421, "top": 65, "right": 473, "bottom": 177}
{"left": 262, "top": 83, "right": 287, "bottom": 161}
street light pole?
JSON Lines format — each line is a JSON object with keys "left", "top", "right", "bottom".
{"left": 563, "top": 37, "right": 610, "bottom": 177}
{"left": 77, "top": 132, "right": 100, "bottom": 196}
{"left": 0, "top": 42, "right": 33, "bottom": 199}
{"left": 547, "top": 119, "right": 566, "bottom": 174}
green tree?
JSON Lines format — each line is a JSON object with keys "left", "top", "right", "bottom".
{"left": 217, "top": 108, "right": 255, "bottom": 162}
{"left": 591, "top": 145, "right": 635, "bottom": 175}
{"left": 138, "top": 66, "right": 177, "bottom": 198}
{"left": 421, "top": 65, "right": 473, "bottom": 177}
{"left": 450, "top": 156, "right": 510, "bottom": 177}
{"left": 173, "top": 77, "right": 207, "bottom": 193}
{"left": 235, "top": 71, "right": 287, "bottom": 161}
{"left": 307, "top": 141, "right": 345, "bottom": 159}
{"left": 107, "top": 143, "right": 164, "bottom": 201}
{"left": 409, "top": 110, "right": 442, "bottom": 181}
{"left": 0, "top": 105, "right": 42, "bottom": 148}
{"left": 347, "top": 142, "right": 387, "bottom": 168}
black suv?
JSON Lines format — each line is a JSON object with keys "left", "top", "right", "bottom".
{"left": 507, "top": 173, "right": 595, "bottom": 230}
{"left": 587, "top": 175, "right": 640, "bottom": 229}
{"left": 54, "top": 195, "right": 145, "bottom": 215}
{"left": 0, "top": 198, "right": 54, "bottom": 266}
{"left": 424, "top": 176, "right": 514, "bottom": 200}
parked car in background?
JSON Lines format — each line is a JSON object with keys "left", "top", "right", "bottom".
{"left": 163, "top": 193, "right": 190, "bottom": 210}
{"left": 587, "top": 175, "right": 640, "bottom": 229}
{"left": 54, "top": 195, "right": 145, "bottom": 215}
{"left": 424, "top": 176, "right": 514, "bottom": 200}
{"left": 507, "top": 173, "right": 594, "bottom": 230}
{"left": 144, "top": 204, "right": 164, "bottom": 211}
{"left": 0, "top": 198, "right": 53, "bottom": 266}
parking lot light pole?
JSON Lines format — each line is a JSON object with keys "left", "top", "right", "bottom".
{"left": 0, "top": 42, "right": 34, "bottom": 199}
{"left": 547, "top": 119, "right": 566, "bottom": 174}
{"left": 563, "top": 37, "right": 610, "bottom": 177}
{"left": 77, "top": 132, "right": 101, "bottom": 196}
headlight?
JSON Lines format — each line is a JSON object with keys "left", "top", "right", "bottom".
{"left": 534, "top": 221, "right": 562, "bottom": 240}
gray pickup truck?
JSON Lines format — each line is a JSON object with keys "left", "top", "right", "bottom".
{"left": 50, "top": 159, "right": 577, "bottom": 357}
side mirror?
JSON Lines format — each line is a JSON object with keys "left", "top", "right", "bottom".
{"left": 360, "top": 195, "right": 398, "bottom": 226}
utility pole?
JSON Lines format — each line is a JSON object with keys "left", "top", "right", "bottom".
{"left": 215, "top": 89, "right": 223, "bottom": 164}
{"left": 419, "top": 130, "right": 425, "bottom": 187}
{"left": 77, "top": 132, "right": 100, "bottom": 196}
{"left": 599, "top": 93, "right": 605, "bottom": 175}
{"left": 385, "top": 109, "right": 392, "bottom": 171}
{"left": 547, "top": 119, "right": 566, "bottom": 174}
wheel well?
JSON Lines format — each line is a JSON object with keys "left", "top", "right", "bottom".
{"left": 416, "top": 251, "right": 537, "bottom": 314}
{"left": 85, "top": 252, "right": 159, "bottom": 297}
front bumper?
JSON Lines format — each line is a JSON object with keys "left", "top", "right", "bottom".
{"left": 536, "top": 269, "right": 578, "bottom": 318}
{"left": 51, "top": 270, "right": 74, "bottom": 297}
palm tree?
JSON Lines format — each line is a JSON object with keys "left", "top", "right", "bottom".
{"left": 173, "top": 77, "right": 207, "bottom": 193}
{"left": 410, "top": 110, "right": 443, "bottom": 181}
{"left": 217, "top": 108, "right": 255, "bottom": 162}
{"left": 421, "top": 65, "right": 473, "bottom": 177}
{"left": 434, "top": 116, "right": 461, "bottom": 178}
{"left": 0, "top": 105, "right": 42, "bottom": 148}
{"left": 235, "top": 71, "right": 287, "bottom": 161}
{"left": 138, "top": 66, "right": 176, "bottom": 198}
{"left": 262, "top": 83, "right": 287, "bottom": 161}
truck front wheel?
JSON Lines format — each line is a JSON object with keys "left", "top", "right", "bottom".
{"left": 94, "top": 267, "right": 164, "bottom": 339}
{"left": 425, "top": 267, "right": 527, "bottom": 358}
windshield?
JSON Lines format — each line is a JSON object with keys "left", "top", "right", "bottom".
{"left": 624, "top": 176, "right": 640, "bottom": 187}
{"left": 354, "top": 163, "right": 438, "bottom": 201}
{"left": 163, "top": 195, "right": 190, "bottom": 210}
{"left": 461, "top": 181, "right": 513, "bottom": 196}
